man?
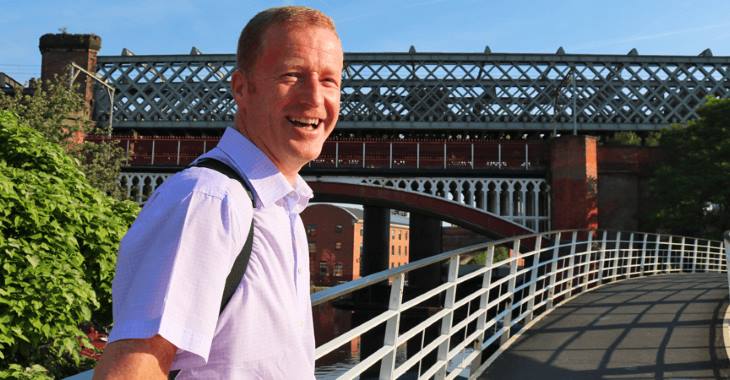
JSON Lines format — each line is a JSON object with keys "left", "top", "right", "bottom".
{"left": 93, "top": 6, "right": 343, "bottom": 379}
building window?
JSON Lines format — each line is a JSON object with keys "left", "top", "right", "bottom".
{"left": 335, "top": 224, "right": 343, "bottom": 233}
{"left": 398, "top": 246, "right": 401, "bottom": 256}
{"left": 306, "top": 224, "right": 317, "bottom": 237}
{"left": 334, "top": 263, "right": 343, "bottom": 277}
{"left": 308, "top": 243, "right": 316, "bottom": 253}
{"left": 319, "top": 261, "right": 328, "bottom": 276}
{"left": 335, "top": 242, "right": 342, "bottom": 250}
{"left": 398, "top": 232, "right": 402, "bottom": 240}
{"left": 391, "top": 245, "right": 395, "bottom": 255}
{"left": 359, "top": 228, "right": 363, "bottom": 236}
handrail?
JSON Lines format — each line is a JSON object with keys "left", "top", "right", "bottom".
{"left": 310, "top": 229, "right": 727, "bottom": 379}
{"left": 87, "top": 135, "right": 546, "bottom": 171}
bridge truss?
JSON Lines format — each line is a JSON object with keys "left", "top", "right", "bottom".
{"left": 94, "top": 52, "right": 729, "bottom": 132}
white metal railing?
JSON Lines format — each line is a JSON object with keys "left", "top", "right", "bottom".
{"left": 311, "top": 230, "right": 727, "bottom": 379}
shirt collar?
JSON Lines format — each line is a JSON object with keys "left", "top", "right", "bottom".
{"left": 202, "top": 127, "right": 313, "bottom": 211}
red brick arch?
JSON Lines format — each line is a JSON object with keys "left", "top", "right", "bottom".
{"left": 309, "top": 181, "right": 532, "bottom": 238}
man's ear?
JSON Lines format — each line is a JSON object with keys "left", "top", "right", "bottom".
{"left": 231, "top": 69, "right": 249, "bottom": 107}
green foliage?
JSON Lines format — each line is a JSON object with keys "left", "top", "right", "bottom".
{"left": 0, "top": 112, "right": 139, "bottom": 377}
{"left": 646, "top": 97, "right": 730, "bottom": 238}
{"left": 0, "top": 76, "right": 88, "bottom": 146}
{"left": 604, "top": 131, "right": 661, "bottom": 146}
{"left": 0, "top": 364, "right": 52, "bottom": 380}
{"left": 471, "top": 246, "right": 510, "bottom": 265}
{"left": 0, "top": 75, "right": 128, "bottom": 199}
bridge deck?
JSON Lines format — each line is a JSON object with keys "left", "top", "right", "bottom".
{"left": 481, "top": 273, "right": 729, "bottom": 380}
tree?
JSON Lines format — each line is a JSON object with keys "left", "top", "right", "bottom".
{"left": 646, "top": 97, "right": 730, "bottom": 238}
{"left": 0, "top": 111, "right": 139, "bottom": 378}
{"left": 0, "top": 75, "right": 127, "bottom": 198}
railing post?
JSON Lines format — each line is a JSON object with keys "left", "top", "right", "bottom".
{"left": 547, "top": 232, "right": 561, "bottom": 309}
{"left": 501, "top": 240, "right": 520, "bottom": 346}
{"left": 436, "top": 255, "right": 460, "bottom": 378}
{"left": 581, "top": 231, "right": 593, "bottom": 291}
{"left": 389, "top": 142, "right": 393, "bottom": 169}
{"left": 627, "top": 233, "right": 635, "bottom": 277}
{"left": 705, "top": 240, "right": 712, "bottom": 272}
{"left": 653, "top": 234, "right": 661, "bottom": 274}
{"left": 640, "top": 233, "right": 648, "bottom": 275}
{"left": 692, "top": 238, "right": 699, "bottom": 273}
{"left": 362, "top": 142, "right": 366, "bottom": 169}
{"left": 335, "top": 142, "right": 339, "bottom": 168}
{"left": 679, "top": 236, "right": 686, "bottom": 272}
{"left": 471, "top": 143, "right": 475, "bottom": 169}
{"left": 611, "top": 232, "right": 621, "bottom": 280}
{"left": 443, "top": 143, "right": 447, "bottom": 169}
{"left": 475, "top": 246, "right": 494, "bottom": 347}
{"left": 598, "top": 231, "right": 608, "bottom": 283}
{"left": 720, "top": 231, "right": 730, "bottom": 302}
{"left": 667, "top": 236, "right": 674, "bottom": 272}
{"left": 566, "top": 231, "right": 578, "bottom": 295}
{"left": 176, "top": 140, "right": 181, "bottom": 166}
{"left": 150, "top": 139, "right": 156, "bottom": 165}
{"left": 379, "top": 272, "right": 405, "bottom": 379}
{"left": 416, "top": 142, "right": 420, "bottom": 169}
{"left": 525, "top": 235, "right": 543, "bottom": 323}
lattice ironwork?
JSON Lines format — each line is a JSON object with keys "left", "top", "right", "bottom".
{"left": 120, "top": 172, "right": 549, "bottom": 231}
{"left": 95, "top": 52, "right": 730, "bottom": 131}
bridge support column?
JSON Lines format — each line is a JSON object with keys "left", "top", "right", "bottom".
{"left": 404, "top": 213, "right": 443, "bottom": 373}
{"left": 550, "top": 135, "right": 598, "bottom": 230}
{"left": 408, "top": 214, "right": 443, "bottom": 285}
{"left": 362, "top": 206, "right": 390, "bottom": 274}
{"left": 355, "top": 206, "right": 391, "bottom": 378}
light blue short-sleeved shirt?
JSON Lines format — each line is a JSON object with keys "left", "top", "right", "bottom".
{"left": 109, "top": 127, "right": 315, "bottom": 379}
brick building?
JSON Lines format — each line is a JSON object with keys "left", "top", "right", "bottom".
{"left": 302, "top": 204, "right": 409, "bottom": 286}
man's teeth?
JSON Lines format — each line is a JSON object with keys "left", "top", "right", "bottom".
{"left": 288, "top": 117, "right": 320, "bottom": 128}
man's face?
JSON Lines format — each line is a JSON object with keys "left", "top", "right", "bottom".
{"left": 232, "top": 24, "right": 343, "bottom": 178}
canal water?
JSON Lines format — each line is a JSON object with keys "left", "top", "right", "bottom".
{"left": 313, "top": 303, "right": 359, "bottom": 378}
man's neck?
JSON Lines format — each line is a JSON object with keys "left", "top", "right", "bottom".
{"left": 235, "top": 126, "right": 301, "bottom": 187}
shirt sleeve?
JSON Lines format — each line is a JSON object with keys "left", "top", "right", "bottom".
{"left": 108, "top": 170, "right": 252, "bottom": 366}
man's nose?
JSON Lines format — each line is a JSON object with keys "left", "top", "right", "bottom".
{"left": 297, "top": 75, "right": 324, "bottom": 107}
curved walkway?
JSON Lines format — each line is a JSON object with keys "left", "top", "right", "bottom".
{"left": 481, "top": 273, "right": 729, "bottom": 380}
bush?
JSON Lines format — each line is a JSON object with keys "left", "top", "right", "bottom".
{"left": 0, "top": 75, "right": 128, "bottom": 199}
{"left": 646, "top": 97, "right": 730, "bottom": 238}
{"left": 0, "top": 111, "right": 138, "bottom": 377}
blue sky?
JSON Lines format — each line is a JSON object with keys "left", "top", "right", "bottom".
{"left": 3, "top": 0, "right": 730, "bottom": 84}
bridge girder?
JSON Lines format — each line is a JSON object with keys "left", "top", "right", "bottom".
{"left": 94, "top": 52, "right": 730, "bottom": 132}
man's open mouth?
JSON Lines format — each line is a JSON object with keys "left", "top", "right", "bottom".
{"left": 287, "top": 117, "right": 321, "bottom": 130}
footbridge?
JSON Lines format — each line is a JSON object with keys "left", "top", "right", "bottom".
{"left": 310, "top": 230, "right": 729, "bottom": 379}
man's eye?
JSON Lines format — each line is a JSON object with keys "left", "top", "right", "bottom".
{"left": 322, "top": 78, "right": 340, "bottom": 87}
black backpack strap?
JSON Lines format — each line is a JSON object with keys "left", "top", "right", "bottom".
{"left": 169, "top": 158, "right": 254, "bottom": 380}
{"left": 192, "top": 158, "right": 255, "bottom": 313}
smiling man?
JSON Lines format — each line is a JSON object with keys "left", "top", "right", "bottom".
{"left": 93, "top": 6, "right": 343, "bottom": 379}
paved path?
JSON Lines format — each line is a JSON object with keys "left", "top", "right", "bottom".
{"left": 481, "top": 273, "right": 729, "bottom": 380}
